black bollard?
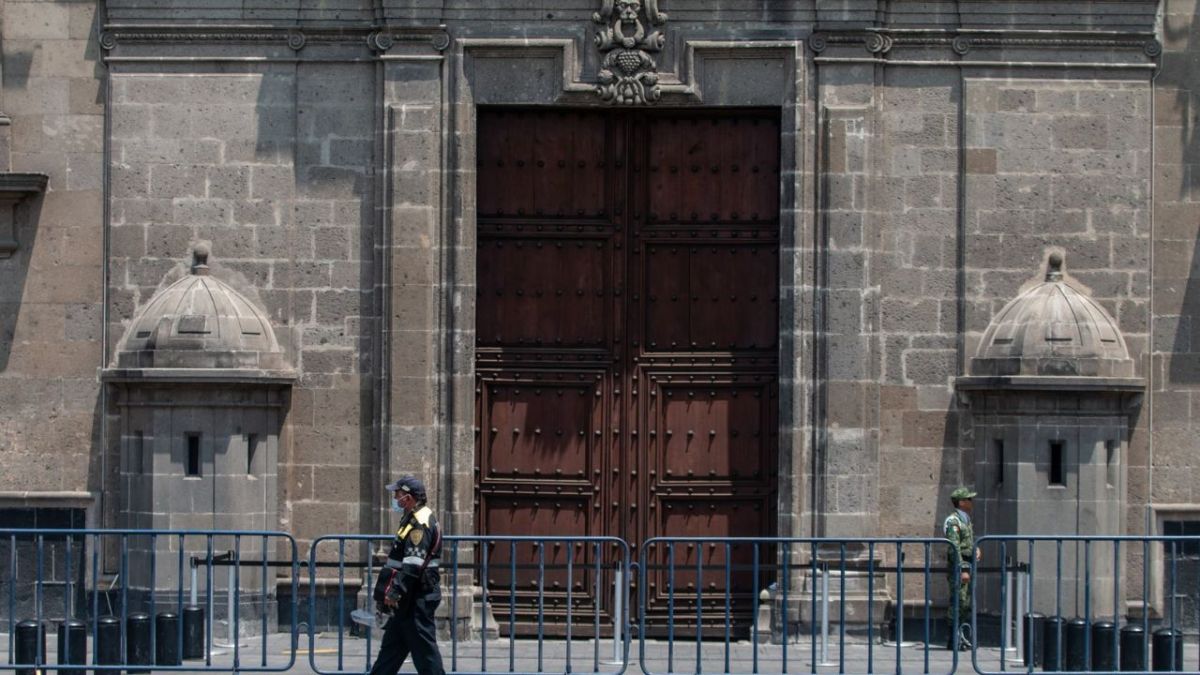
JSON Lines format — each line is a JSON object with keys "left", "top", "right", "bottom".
{"left": 95, "top": 616, "right": 122, "bottom": 675}
{"left": 126, "top": 612, "right": 152, "bottom": 675}
{"left": 155, "top": 612, "right": 182, "bottom": 666}
{"left": 1043, "top": 615, "right": 1065, "bottom": 671}
{"left": 14, "top": 620, "right": 46, "bottom": 675}
{"left": 182, "top": 605, "right": 206, "bottom": 659}
{"left": 1091, "top": 621, "right": 1117, "bottom": 671}
{"left": 1064, "top": 617, "right": 1088, "bottom": 671}
{"left": 1152, "top": 627, "right": 1184, "bottom": 671}
{"left": 57, "top": 619, "right": 88, "bottom": 675}
{"left": 1024, "top": 612, "right": 1045, "bottom": 667}
{"left": 1120, "top": 623, "right": 1147, "bottom": 671}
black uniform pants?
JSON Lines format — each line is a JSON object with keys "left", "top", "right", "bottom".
{"left": 368, "top": 591, "right": 444, "bottom": 675}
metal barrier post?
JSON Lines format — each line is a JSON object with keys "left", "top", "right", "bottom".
{"left": 212, "top": 549, "right": 237, "bottom": 648}
{"left": 610, "top": 563, "right": 623, "bottom": 664}
{"left": 1003, "top": 558, "right": 1013, "bottom": 652}
{"left": 818, "top": 561, "right": 834, "bottom": 666}
{"left": 1008, "top": 566, "right": 1026, "bottom": 664}
{"left": 896, "top": 550, "right": 906, "bottom": 647}
{"left": 227, "top": 551, "right": 236, "bottom": 646}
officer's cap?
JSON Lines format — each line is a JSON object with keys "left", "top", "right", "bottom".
{"left": 950, "top": 487, "right": 976, "bottom": 501}
{"left": 385, "top": 475, "right": 427, "bottom": 501}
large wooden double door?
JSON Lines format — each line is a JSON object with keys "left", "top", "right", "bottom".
{"left": 474, "top": 108, "right": 780, "bottom": 633}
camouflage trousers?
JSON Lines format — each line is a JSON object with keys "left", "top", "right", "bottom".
{"left": 946, "top": 573, "right": 972, "bottom": 625}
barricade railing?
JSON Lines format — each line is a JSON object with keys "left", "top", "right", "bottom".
{"left": 637, "top": 536, "right": 960, "bottom": 675}
{"left": 971, "top": 534, "right": 1200, "bottom": 675}
{"left": 0, "top": 528, "right": 298, "bottom": 672}
{"left": 11, "top": 530, "right": 1199, "bottom": 675}
{"left": 307, "top": 534, "right": 632, "bottom": 675}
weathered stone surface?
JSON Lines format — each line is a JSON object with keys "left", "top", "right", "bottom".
{"left": 0, "top": 3, "right": 1191, "bottom": 611}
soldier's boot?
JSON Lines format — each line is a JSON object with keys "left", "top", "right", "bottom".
{"left": 957, "top": 623, "right": 973, "bottom": 651}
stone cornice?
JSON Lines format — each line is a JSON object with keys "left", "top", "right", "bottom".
{"left": 99, "top": 23, "right": 451, "bottom": 53}
{"left": 809, "top": 28, "right": 1161, "bottom": 58}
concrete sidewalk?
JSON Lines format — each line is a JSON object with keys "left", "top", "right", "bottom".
{"left": 3, "top": 629, "right": 1197, "bottom": 673}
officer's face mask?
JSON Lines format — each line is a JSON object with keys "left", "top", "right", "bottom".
{"left": 390, "top": 497, "right": 405, "bottom": 513}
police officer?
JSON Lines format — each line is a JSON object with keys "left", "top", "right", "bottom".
{"left": 943, "top": 486, "right": 980, "bottom": 651}
{"left": 369, "top": 475, "right": 445, "bottom": 675}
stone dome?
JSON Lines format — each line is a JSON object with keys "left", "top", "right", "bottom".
{"left": 114, "top": 245, "right": 289, "bottom": 371}
{"left": 969, "top": 252, "right": 1134, "bottom": 379}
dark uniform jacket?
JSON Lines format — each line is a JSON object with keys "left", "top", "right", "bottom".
{"left": 373, "top": 505, "right": 441, "bottom": 610}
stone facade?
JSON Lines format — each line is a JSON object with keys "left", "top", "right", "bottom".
{"left": 0, "top": 0, "right": 1197, "bottom": 625}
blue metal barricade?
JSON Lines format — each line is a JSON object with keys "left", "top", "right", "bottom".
{"left": 14, "top": 530, "right": 1198, "bottom": 674}
{"left": 637, "top": 536, "right": 959, "bottom": 675}
{"left": 0, "top": 528, "right": 298, "bottom": 672}
{"left": 971, "top": 534, "right": 1200, "bottom": 675}
{"left": 307, "top": 534, "right": 632, "bottom": 675}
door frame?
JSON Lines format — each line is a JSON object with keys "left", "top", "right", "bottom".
{"left": 469, "top": 109, "right": 786, "bottom": 631}
{"left": 425, "top": 38, "right": 813, "bottom": 544}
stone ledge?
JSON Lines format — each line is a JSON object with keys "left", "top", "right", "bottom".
{"left": 101, "top": 367, "right": 297, "bottom": 386}
{"left": 956, "top": 375, "right": 1145, "bottom": 393}
{"left": 0, "top": 172, "right": 49, "bottom": 259}
{"left": 0, "top": 491, "right": 97, "bottom": 507}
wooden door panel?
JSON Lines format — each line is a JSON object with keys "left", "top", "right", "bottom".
{"left": 479, "top": 380, "right": 595, "bottom": 481}
{"left": 644, "top": 114, "right": 781, "bottom": 227}
{"left": 641, "top": 499, "right": 775, "bottom": 629}
{"left": 641, "top": 243, "right": 779, "bottom": 352}
{"left": 476, "top": 109, "right": 609, "bottom": 219}
{"left": 642, "top": 244, "right": 690, "bottom": 351}
{"left": 653, "top": 382, "right": 772, "bottom": 483}
{"left": 479, "top": 495, "right": 606, "bottom": 628}
{"left": 688, "top": 244, "right": 779, "bottom": 350}
{"left": 476, "top": 237, "right": 610, "bottom": 348}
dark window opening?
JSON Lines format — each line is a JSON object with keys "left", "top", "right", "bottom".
{"left": 994, "top": 439, "right": 1004, "bottom": 487}
{"left": 246, "top": 433, "right": 258, "bottom": 475}
{"left": 186, "top": 434, "right": 202, "bottom": 477}
{"left": 1163, "top": 520, "right": 1200, "bottom": 631}
{"left": 1049, "top": 440, "right": 1065, "bottom": 486}
{"left": 0, "top": 508, "right": 87, "bottom": 621}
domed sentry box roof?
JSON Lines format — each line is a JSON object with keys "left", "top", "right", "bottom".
{"left": 104, "top": 245, "right": 294, "bottom": 383}
{"left": 957, "top": 252, "right": 1143, "bottom": 393}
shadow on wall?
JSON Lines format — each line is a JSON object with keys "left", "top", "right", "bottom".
{"left": 253, "top": 65, "right": 380, "bottom": 536}
{"left": 936, "top": 408, "right": 963, "bottom": 543}
{"left": 1163, "top": 1, "right": 1200, "bottom": 383}
{"left": 0, "top": 195, "right": 44, "bottom": 371}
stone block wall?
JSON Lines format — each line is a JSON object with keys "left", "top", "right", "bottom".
{"left": 0, "top": 0, "right": 104, "bottom": 502}
{"left": 876, "top": 67, "right": 965, "bottom": 544}
{"left": 107, "top": 61, "right": 378, "bottom": 550}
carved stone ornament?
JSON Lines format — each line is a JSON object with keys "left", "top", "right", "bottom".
{"left": 593, "top": 0, "right": 667, "bottom": 105}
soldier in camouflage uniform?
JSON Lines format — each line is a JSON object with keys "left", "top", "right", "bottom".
{"left": 943, "top": 487, "right": 979, "bottom": 650}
